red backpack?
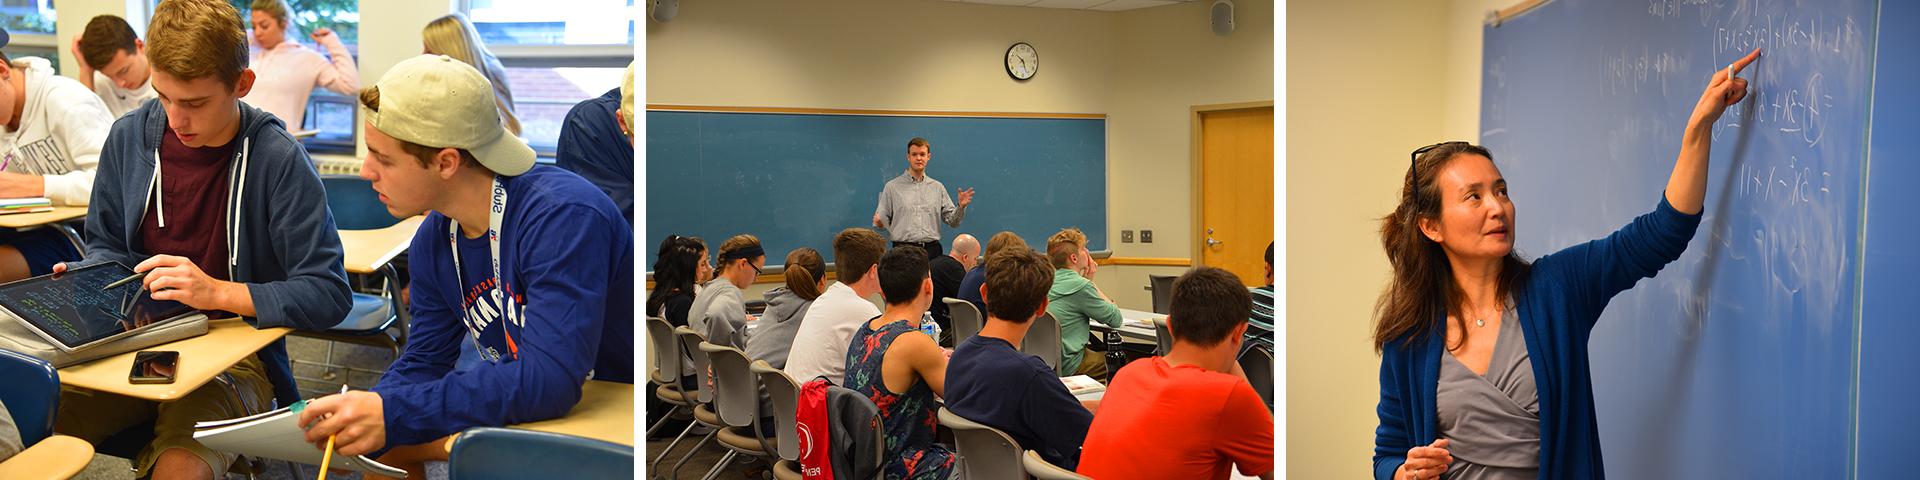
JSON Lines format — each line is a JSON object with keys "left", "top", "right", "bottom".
{"left": 795, "top": 377, "right": 835, "bottom": 479}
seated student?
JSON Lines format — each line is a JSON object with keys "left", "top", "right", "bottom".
{"left": 0, "top": 399, "right": 18, "bottom": 461}
{"left": 648, "top": 235, "right": 704, "bottom": 388}
{"left": 785, "top": 227, "right": 886, "bottom": 385}
{"left": 555, "top": 61, "right": 635, "bottom": 223}
{"left": 240, "top": 0, "right": 359, "bottom": 130}
{"left": 843, "top": 245, "right": 956, "bottom": 480}
{"left": 0, "top": 31, "right": 114, "bottom": 283}
{"left": 1248, "top": 241, "right": 1274, "bottom": 353}
{"left": 1046, "top": 228, "right": 1124, "bottom": 377}
{"left": 295, "top": 54, "right": 634, "bottom": 478}
{"left": 691, "top": 234, "right": 763, "bottom": 349}
{"left": 49, "top": 2, "right": 353, "bottom": 478}
{"left": 946, "top": 247, "right": 1094, "bottom": 470}
{"left": 72, "top": 15, "right": 159, "bottom": 118}
{"left": 927, "top": 233, "right": 977, "bottom": 333}
{"left": 956, "top": 231, "right": 1025, "bottom": 314}
{"left": 748, "top": 246, "right": 826, "bottom": 369}
{"left": 1078, "top": 267, "right": 1274, "bottom": 480}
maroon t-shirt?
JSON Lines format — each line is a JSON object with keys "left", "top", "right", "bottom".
{"left": 138, "top": 128, "right": 233, "bottom": 282}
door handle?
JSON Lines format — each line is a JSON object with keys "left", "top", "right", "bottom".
{"left": 1206, "top": 237, "right": 1224, "bottom": 247}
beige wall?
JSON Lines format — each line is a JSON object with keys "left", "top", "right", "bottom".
{"left": 647, "top": 0, "right": 1272, "bottom": 311}
{"left": 1285, "top": 0, "right": 1474, "bottom": 477}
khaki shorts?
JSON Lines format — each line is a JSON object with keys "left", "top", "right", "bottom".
{"left": 55, "top": 355, "right": 275, "bottom": 477}
{"left": 1075, "top": 350, "right": 1109, "bottom": 379}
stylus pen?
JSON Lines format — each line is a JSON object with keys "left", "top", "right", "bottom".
{"left": 103, "top": 271, "right": 149, "bottom": 291}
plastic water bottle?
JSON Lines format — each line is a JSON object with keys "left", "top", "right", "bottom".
{"left": 920, "top": 311, "right": 942, "bottom": 339}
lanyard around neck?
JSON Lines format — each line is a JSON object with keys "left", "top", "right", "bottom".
{"left": 449, "top": 175, "right": 508, "bottom": 323}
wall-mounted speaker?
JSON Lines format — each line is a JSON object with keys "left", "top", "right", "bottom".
{"left": 1210, "top": 0, "right": 1235, "bottom": 36}
{"left": 652, "top": 0, "right": 679, "bottom": 22}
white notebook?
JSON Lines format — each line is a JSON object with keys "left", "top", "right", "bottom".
{"left": 192, "top": 400, "right": 407, "bottom": 477}
{"left": 1060, "top": 375, "right": 1107, "bottom": 396}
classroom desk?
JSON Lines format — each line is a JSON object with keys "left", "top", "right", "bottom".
{"left": 0, "top": 434, "right": 94, "bottom": 479}
{"left": 446, "top": 380, "right": 636, "bottom": 453}
{"left": 1093, "top": 308, "right": 1161, "bottom": 343}
{"left": 0, "top": 206, "right": 86, "bottom": 229}
{"left": 339, "top": 216, "right": 425, "bottom": 275}
{"left": 57, "top": 318, "right": 291, "bottom": 402}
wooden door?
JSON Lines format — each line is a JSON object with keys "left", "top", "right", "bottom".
{"left": 1197, "top": 106, "right": 1275, "bottom": 286}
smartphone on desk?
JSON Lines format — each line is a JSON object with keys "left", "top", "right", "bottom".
{"left": 130, "top": 350, "right": 178, "bottom": 384}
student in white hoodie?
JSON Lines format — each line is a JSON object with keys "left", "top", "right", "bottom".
{"left": 0, "top": 30, "right": 113, "bottom": 282}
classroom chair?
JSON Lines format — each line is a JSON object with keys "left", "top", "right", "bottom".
{"left": 644, "top": 317, "right": 690, "bottom": 439}
{"left": 292, "top": 175, "right": 409, "bottom": 385}
{"left": 1240, "top": 344, "right": 1275, "bottom": 410}
{"left": 699, "top": 343, "right": 778, "bottom": 480}
{"left": 0, "top": 347, "right": 96, "bottom": 480}
{"left": 936, "top": 407, "right": 1026, "bottom": 479}
{"left": 448, "top": 427, "right": 633, "bottom": 480}
{"left": 1152, "top": 317, "right": 1174, "bottom": 356}
{"left": 1023, "top": 313, "right": 1063, "bottom": 372}
{"left": 943, "top": 298, "right": 984, "bottom": 346}
{"left": 661, "top": 326, "right": 725, "bottom": 480}
{"left": 822, "top": 384, "right": 886, "bottom": 480}
{"left": 750, "top": 362, "right": 805, "bottom": 480}
{"left": 1147, "top": 274, "right": 1177, "bottom": 314}
{"left": 1023, "top": 450, "right": 1092, "bottom": 480}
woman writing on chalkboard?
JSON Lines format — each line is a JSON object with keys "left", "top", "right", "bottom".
{"left": 1371, "top": 47, "right": 1762, "bottom": 480}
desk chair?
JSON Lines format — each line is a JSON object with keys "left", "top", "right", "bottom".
{"left": 661, "top": 327, "right": 725, "bottom": 479}
{"left": 943, "top": 298, "right": 984, "bottom": 346}
{"left": 1023, "top": 313, "right": 1063, "bottom": 372}
{"left": 936, "top": 408, "right": 1025, "bottom": 479}
{"left": 0, "top": 347, "right": 96, "bottom": 480}
{"left": 1152, "top": 317, "right": 1174, "bottom": 356}
{"left": 1240, "top": 344, "right": 1274, "bottom": 410}
{"left": 699, "top": 343, "right": 777, "bottom": 480}
{"left": 294, "top": 175, "right": 408, "bottom": 385}
{"left": 1147, "top": 274, "right": 1177, "bottom": 314}
{"left": 449, "top": 427, "right": 633, "bottom": 480}
{"left": 1024, "top": 450, "right": 1092, "bottom": 480}
{"left": 750, "top": 362, "right": 804, "bottom": 480}
{"left": 644, "top": 317, "right": 690, "bottom": 439}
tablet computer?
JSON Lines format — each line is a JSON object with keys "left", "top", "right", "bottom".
{"left": 0, "top": 262, "right": 202, "bottom": 353}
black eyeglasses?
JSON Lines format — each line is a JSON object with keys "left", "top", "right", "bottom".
{"left": 1410, "top": 141, "right": 1471, "bottom": 172}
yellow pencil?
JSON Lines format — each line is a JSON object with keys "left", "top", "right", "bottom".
{"left": 316, "top": 384, "right": 348, "bottom": 480}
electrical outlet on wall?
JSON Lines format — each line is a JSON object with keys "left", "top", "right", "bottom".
{"left": 1121, "top": 230, "right": 1134, "bottom": 243}
{"left": 1141, "top": 230, "right": 1154, "bottom": 243}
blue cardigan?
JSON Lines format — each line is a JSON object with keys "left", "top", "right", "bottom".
{"left": 1372, "top": 196, "right": 1701, "bottom": 480}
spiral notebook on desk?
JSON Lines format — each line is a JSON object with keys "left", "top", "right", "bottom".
{"left": 193, "top": 399, "right": 407, "bottom": 476}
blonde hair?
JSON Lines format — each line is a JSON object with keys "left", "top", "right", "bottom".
{"left": 149, "top": 0, "right": 250, "bottom": 87}
{"left": 248, "top": 0, "right": 291, "bottom": 26}
{"left": 423, "top": 13, "right": 522, "bottom": 136}
{"left": 620, "top": 60, "right": 635, "bottom": 135}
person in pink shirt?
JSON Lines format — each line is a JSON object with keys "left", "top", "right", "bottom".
{"left": 238, "top": 0, "right": 357, "bottom": 130}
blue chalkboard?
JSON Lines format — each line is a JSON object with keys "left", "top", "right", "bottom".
{"left": 1856, "top": 1, "right": 1920, "bottom": 478}
{"left": 1481, "top": 1, "right": 1874, "bottom": 477}
{"left": 644, "top": 110, "right": 1106, "bottom": 269}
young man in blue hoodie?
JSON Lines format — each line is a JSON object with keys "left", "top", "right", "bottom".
{"left": 296, "top": 54, "right": 635, "bottom": 477}
{"left": 49, "top": 1, "right": 352, "bottom": 479}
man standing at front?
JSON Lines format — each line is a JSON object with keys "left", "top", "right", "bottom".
{"left": 873, "top": 137, "right": 975, "bottom": 259}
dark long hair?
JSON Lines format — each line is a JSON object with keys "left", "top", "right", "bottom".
{"left": 647, "top": 235, "right": 704, "bottom": 316}
{"left": 1373, "top": 142, "right": 1532, "bottom": 353}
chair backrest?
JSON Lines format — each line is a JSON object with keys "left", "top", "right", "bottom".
{"left": 1022, "top": 313, "right": 1062, "bottom": 371}
{"left": 448, "top": 427, "right": 633, "bottom": 480}
{"left": 644, "top": 317, "right": 680, "bottom": 386}
{"left": 1147, "top": 274, "right": 1177, "bottom": 314}
{"left": 752, "top": 361, "right": 803, "bottom": 462}
{"left": 699, "top": 342, "right": 762, "bottom": 430}
{"left": 943, "top": 298, "right": 983, "bottom": 346}
{"left": 1152, "top": 317, "right": 1174, "bottom": 356}
{"left": 937, "top": 408, "right": 1026, "bottom": 479}
{"left": 673, "top": 326, "right": 715, "bottom": 404}
{"left": 826, "top": 385, "right": 885, "bottom": 480}
{"left": 1023, "top": 450, "right": 1092, "bottom": 480}
{"left": 0, "top": 348, "right": 58, "bottom": 445}
{"left": 1240, "top": 344, "right": 1275, "bottom": 410}
{"left": 320, "top": 175, "right": 403, "bottom": 230}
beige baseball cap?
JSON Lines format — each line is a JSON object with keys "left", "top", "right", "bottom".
{"left": 366, "top": 55, "right": 534, "bottom": 176}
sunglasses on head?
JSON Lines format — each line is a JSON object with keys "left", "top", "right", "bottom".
{"left": 1410, "top": 141, "right": 1472, "bottom": 173}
